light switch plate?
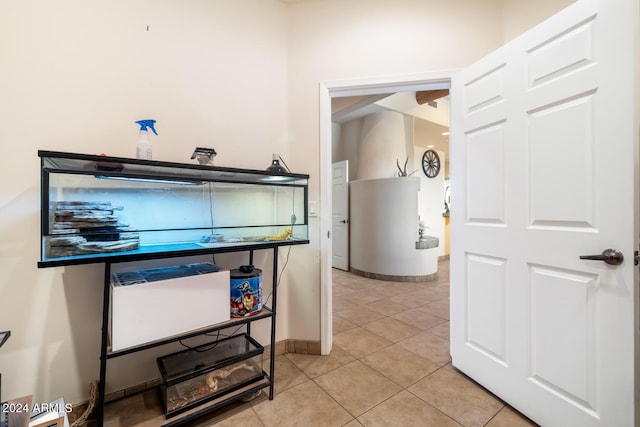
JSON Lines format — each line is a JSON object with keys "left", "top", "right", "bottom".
{"left": 309, "top": 201, "right": 318, "bottom": 217}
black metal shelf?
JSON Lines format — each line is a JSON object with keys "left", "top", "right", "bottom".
{"left": 37, "top": 239, "right": 309, "bottom": 268}
{"left": 106, "top": 308, "right": 273, "bottom": 359}
{"left": 36, "top": 151, "right": 309, "bottom": 426}
{"left": 95, "top": 245, "right": 285, "bottom": 427}
{"left": 38, "top": 150, "right": 310, "bottom": 183}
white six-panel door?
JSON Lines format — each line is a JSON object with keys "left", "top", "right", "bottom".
{"left": 450, "top": 1, "right": 638, "bottom": 426}
{"left": 332, "top": 160, "right": 349, "bottom": 270}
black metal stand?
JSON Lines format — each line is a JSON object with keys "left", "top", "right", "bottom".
{"left": 0, "top": 330, "right": 11, "bottom": 407}
{"left": 269, "top": 246, "right": 278, "bottom": 400}
{"left": 96, "top": 262, "right": 111, "bottom": 424}
{"left": 94, "top": 246, "right": 282, "bottom": 427}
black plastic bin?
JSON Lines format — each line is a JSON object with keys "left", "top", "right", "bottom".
{"left": 157, "top": 334, "right": 264, "bottom": 417}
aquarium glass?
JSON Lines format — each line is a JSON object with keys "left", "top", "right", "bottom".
{"left": 39, "top": 151, "right": 309, "bottom": 266}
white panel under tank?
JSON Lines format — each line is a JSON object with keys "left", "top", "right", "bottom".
{"left": 110, "top": 262, "right": 230, "bottom": 351}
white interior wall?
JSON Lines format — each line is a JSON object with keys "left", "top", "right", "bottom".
{"left": 287, "top": 0, "right": 570, "bottom": 344}
{"left": 335, "top": 120, "right": 362, "bottom": 181}
{"left": 357, "top": 111, "right": 407, "bottom": 180}
{"left": 0, "top": 0, "right": 574, "bottom": 406}
{"left": 331, "top": 122, "right": 343, "bottom": 161}
{"left": 334, "top": 113, "right": 445, "bottom": 259}
{"left": 286, "top": 0, "right": 506, "bottom": 343}
{"left": 377, "top": 93, "right": 450, "bottom": 128}
{"left": 0, "top": 0, "right": 290, "bottom": 405}
{"left": 350, "top": 177, "right": 438, "bottom": 277}
{"left": 502, "top": 0, "right": 576, "bottom": 42}
{"left": 415, "top": 148, "right": 446, "bottom": 257}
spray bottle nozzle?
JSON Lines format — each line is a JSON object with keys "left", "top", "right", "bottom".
{"left": 135, "top": 119, "right": 158, "bottom": 135}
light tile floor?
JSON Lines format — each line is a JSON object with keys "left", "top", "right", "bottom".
{"left": 100, "top": 260, "right": 537, "bottom": 426}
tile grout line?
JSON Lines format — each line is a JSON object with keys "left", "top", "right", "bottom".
{"left": 403, "top": 365, "right": 473, "bottom": 426}
{"left": 330, "top": 263, "right": 475, "bottom": 426}
{"left": 309, "top": 375, "right": 359, "bottom": 424}
{"left": 249, "top": 263, "right": 457, "bottom": 426}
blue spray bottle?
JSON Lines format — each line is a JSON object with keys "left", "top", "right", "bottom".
{"left": 135, "top": 119, "right": 158, "bottom": 160}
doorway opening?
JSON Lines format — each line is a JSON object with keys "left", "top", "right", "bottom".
{"left": 319, "top": 71, "right": 455, "bottom": 354}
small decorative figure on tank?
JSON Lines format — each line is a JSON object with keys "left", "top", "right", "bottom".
{"left": 191, "top": 147, "right": 217, "bottom": 165}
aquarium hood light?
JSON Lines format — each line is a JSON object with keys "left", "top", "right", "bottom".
{"left": 95, "top": 175, "right": 206, "bottom": 186}
{"left": 261, "top": 175, "right": 290, "bottom": 182}
{"left": 266, "top": 153, "right": 290, "bottom": 174}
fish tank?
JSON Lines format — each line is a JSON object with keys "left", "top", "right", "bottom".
{"left": 37, "top": 151, "right": 309, "bottom": 267}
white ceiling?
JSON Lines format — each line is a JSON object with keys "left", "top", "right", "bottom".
{"left": 331, "top": 92, "right": 450, "bottom": 155}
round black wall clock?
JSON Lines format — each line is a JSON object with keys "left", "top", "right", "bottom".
{"left": 421, "top": 149, "right": 440, "bottom": 178}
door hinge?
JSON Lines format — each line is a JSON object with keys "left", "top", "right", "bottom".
{"left": 635, "top": 250, "right": 639, "bottom": 266}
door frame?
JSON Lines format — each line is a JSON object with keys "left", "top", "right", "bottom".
{"left": 319, "top": 71, "right": 456, "bottom": 354}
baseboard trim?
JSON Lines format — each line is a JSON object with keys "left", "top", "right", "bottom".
{"left": 350, "top": 266, "right": 438, "bottom": 283}
{"left": 285, "top": 339, "right": 321, "bottom": 355}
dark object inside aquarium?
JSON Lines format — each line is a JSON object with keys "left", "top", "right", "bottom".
{"left": 47, "top": 201, "right": 139, "bottom": 257}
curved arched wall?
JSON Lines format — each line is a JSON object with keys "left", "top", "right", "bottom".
{"left": 357, "top": 111, "right": 407, "bottom": 180}
{"left": 350, "top": 177, "right": 438, "bottom": 280}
